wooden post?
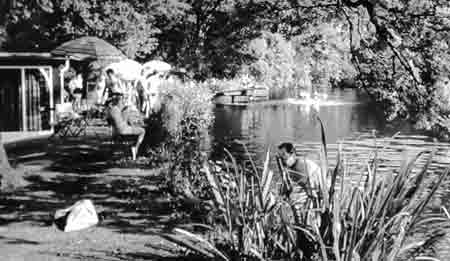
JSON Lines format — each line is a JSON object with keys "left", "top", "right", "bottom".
{"left": 21, "top": 68, "right": 27, "bottom": 131}
{"left": 49, "top": 67, "right": 54, "bottom": 132}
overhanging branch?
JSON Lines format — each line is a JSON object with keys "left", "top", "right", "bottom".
{"left": 340, "top": 0, "right": 423, "bottom": 84}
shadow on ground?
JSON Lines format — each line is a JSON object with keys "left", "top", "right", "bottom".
{"left": 1, "top": 134, "right": 187, "bottom": 234}
{"left": 0, "top": 135, "right": 214, "bottom": 260}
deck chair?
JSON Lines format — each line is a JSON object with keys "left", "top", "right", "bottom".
{"left": 106, "top": 117, "right": 140, "bottom": 160}
{"left": 50, "top": 102, "right": 88, "bottom": 139}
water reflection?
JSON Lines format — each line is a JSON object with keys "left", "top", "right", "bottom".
{"left": 211, "top": 89, "right": 419, "bottom": 163}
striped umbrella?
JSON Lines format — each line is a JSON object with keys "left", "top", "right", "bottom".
{"left": 51, "top": 36, "right": 126, "bottom": 62}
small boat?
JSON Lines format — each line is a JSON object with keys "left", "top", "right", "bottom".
{"left": 213, "top": 87, "right": 269, "bottom": 106}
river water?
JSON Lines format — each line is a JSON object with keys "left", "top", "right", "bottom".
{"left": 209, "top": 88, "right": 450, "bottom": 258}
{"left": 210, "top": 88, "right": 420, "bottom": 163}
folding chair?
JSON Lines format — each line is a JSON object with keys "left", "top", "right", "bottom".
{"left": 106, "top": 118, "right": 140, "bottom": 159}
{"left": 50, "top": 103, "right": 88, "bottom": 139}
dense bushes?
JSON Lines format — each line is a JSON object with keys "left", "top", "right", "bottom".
{"left": 144, "top": 79, "right": 214, "bottom": 198}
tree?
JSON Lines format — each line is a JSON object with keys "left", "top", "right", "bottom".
{"left": 241, "top": 32, "right": 297, "bottom": 94}
{"left": 1, "top": 0, "right": 274, "bottom": 78}
{"left": 1, "top": 0, "right": 159, "bottom": 58}
{"left": 292, "top": 20, "right": 356, "bottom": 92}
{"left": 274, "top": 0, "right": 450, "bottom": 130}
{"left": 0, "top": 134, "right": 25, "bottom": 191}
{"left": 151, "top": 0, "right": 274, "bottom": 79}
{"left": 341, "top": 0, "right": 450, "bottom": 129}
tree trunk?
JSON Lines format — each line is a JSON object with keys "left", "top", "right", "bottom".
{"left": 0, "top": 133, "right": 11, "bottom": 171}
{"left": 0, "top": 133, "right": 27, "bottom": 191}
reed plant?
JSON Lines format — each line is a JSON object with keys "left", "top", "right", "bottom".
{"left": 167, "top": 119, "right": 450, "bottom": 261}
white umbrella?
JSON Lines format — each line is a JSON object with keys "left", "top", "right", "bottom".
{"left": 142, "top": 60, "right": 172, "bottom": 78}
{"left": 105, "top": 59, "right": 142, "bottom": 82}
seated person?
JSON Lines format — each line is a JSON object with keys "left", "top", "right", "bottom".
{"left": 107, "top": 94, "right": 145, "bottom": 160}
{"left": 277, "top": 142, "right": 325, "bottom": 197}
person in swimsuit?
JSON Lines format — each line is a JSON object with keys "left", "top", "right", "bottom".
{"left": 108, "top": 94, "right": 145, "bottom": 160}
{"left": 104, "top": 68, "right": 123, "bottom": 99}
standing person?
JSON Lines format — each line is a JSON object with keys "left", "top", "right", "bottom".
{"left": 277, "top": 142, "right": 325, "bottom": 197}
{"left": 108, "top": 94, "right": 146, "bottom": 160}
{"left": 104, "top": 68, "right": 124, "bottom": 99}
{"left": 69, "top": 73, "right": 83, "bottom": 111}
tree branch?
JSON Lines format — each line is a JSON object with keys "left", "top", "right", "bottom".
{"left": 341, "top": 0, "right": 423, "bottom": 84}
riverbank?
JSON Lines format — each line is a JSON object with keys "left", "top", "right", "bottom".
{"left": 3, "top": 130, "right": 450, "bottom": 260}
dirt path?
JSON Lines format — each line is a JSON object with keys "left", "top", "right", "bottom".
{"left": 1, "top": 137, "right": 186, "bottom": 261}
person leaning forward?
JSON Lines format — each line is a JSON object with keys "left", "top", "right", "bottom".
{"left": 277, "top": 142, "right": 326, "bottom": 197}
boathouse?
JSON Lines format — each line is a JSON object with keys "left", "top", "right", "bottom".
{"left": 0, "top": 52, "right": 66, "bottom": 143}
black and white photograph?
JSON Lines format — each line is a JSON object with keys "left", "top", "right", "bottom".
{"left": 1, "top": 0, "right": 450, "bottom": 260}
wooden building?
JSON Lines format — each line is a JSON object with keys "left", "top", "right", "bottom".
{"left": 0, "top": 52, "right": 66, "bottom": 143}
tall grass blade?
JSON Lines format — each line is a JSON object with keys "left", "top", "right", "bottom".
{"left": 399, "top": 150, "right": 434, "bottom": 202}
{"left": 174, "top": 228, "right": 230, "bottom": 261}
{"left": 410, "top": 167, "right": 450, "bottom": 228}
{"left": 328, "top": 142, "right": 341, "bottom": 206}
{"left": 314, "top": 223, "right": 329, "bottom": 261}
{"left": 203, "top": 162, "right": 225, "bottom": 208}
{"left": 317, "top": 116, "right": 329, "bottom": 208}
{"left": 161, "top": 233, "right": 215, "bottom": 259}
{"left": 415, "top": 257, "right": 441, "bottom": 261}
{"left": 261, "top": 149, "right": 272, "bottom": 201}
{"left": 442, "top": 206, "right": 450, "bottom": 219}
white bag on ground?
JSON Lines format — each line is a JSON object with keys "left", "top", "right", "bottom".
{"left": 54, "top": 199, "right": 99, "bottom": 232}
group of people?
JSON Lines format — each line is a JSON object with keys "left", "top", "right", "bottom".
{"left": 99, "top": 66, "right": 168, "bottom": 161}
{"left": 99, "top": 67, "right": 167, "bottom": 116}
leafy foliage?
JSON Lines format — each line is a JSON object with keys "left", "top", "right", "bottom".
{"left": 145, "top": 80, "right": 214, "bottom": 198}
{"left": 241, "top": 32, "right": 297, "bottom": 97}
{"left": 292, "top": 21, "right": 356, "bottom": 92}
{"left": 0, "top": 0, "right": 268, "bottom": 78}
{"left": 2, "top": 0, "right": 159, "bottom": 58}
{"left": 338, "top": 0, "right": 450, "bottom": 130}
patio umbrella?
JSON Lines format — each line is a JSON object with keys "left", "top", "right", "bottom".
{"left": 105, "top": 59, "right": 142, "bottom": 82}
{"left": 142, "top": 60, "right": 172, "bottom": 78}
{"left": 52, "top": 36, "right": 126, "bottom": 62}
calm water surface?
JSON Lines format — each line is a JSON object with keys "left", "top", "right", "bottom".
{"left": 211, "top": 89, "right": 419, "bottom": 162}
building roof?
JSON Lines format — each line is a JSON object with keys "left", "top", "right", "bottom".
{"left": 0, "top": 52, "right": 87, "bottom": 61}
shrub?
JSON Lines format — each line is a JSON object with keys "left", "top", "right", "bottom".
{"left": 146, "top": 79, "right": 214, "bottom": 198}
